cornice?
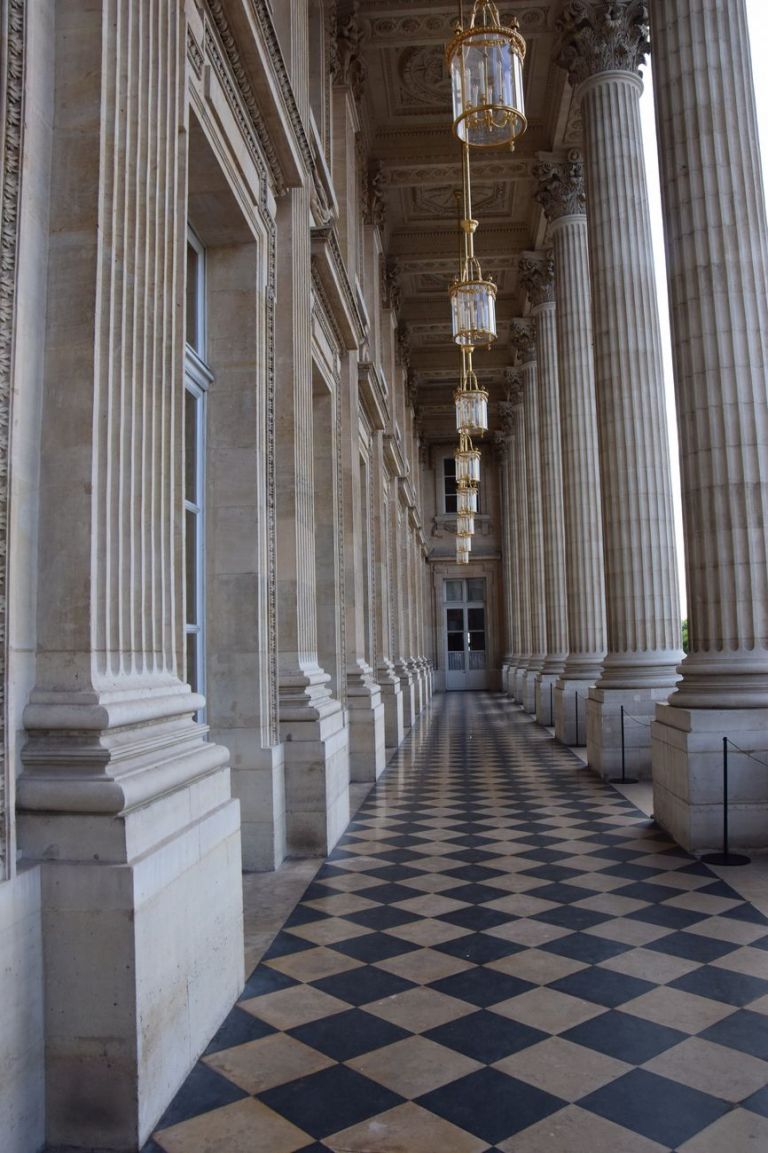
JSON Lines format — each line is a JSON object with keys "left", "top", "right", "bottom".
{"left": 310, "top": 227, "right": 366, "bottom": 349}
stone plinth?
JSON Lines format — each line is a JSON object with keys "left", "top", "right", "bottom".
{"left": 653, "top": 705, "right": 768, "bottom": 852}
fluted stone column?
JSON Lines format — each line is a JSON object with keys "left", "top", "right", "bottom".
{"left": 519, "top": 254, "right": 568, "bottom": 726}
{"left": 649, "top": 0, "right": 768, "bottom": 849}
{"left": 535, "top": 151, "right": 607, "bottom": 746}
{"left": 556, "top": 0, "right": 682, "bottom": 776}
{"left": 509, "top": 377, "right": 531, "bottom": 703}
{"left": 497, "top": 405, "right": 518, "bottom": 696}
{"left": 511, "top": 320, "right": 547, "bottom": 713}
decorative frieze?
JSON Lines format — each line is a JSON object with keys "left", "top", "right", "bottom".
{"left": 555, "top": 0, "right": 649, "bottom": 87}
{"left": 534, "top": 151, "right": 586, "bottom": 220}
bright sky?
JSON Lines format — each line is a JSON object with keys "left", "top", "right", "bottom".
{"left": 640, "top": 2, "right": 768, "bottom": 617}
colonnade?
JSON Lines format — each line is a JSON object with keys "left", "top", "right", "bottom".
{"left": 500, "top": 0, "right": 768, "bottom": 855}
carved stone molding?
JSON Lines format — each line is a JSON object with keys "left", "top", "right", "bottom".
{"left": 555, "top": 0, "right": 649, "bottom": 88}
{"left": 363, "top": 159, "right": 386, "bottom": 229}
{"left": 498, "top": 399, "right": 517, "bottom": 433}
{"left": 510, "top": 319, "right": 537, "bottom": 364}
{"left": 0, "top": 0, "right": 24, "bottom": 879}
{"left": 333, "top": 0, "right": 368, "bottom": 102}
{"left": 533, "top": 151, "right": 586, "bottom": 220}
{"left": 518, "top": 252, "right": 555, "bottom": 308}
{"left": 382, "top": 257, "right": 401, "bottom": 312}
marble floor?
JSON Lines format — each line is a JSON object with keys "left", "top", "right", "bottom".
{"left": 143, "top": 693, "right": 768, "bottom": 1153}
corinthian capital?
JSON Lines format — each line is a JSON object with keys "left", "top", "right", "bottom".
{"left": 517, "top": 252, "right": 555, "bottom": 309}
{"left": 555, "top": 1, "right": 649, "bottom": 88}
{"left": 534, "top": 151, "right": 586, "bottom": 220}
{"left": 498, "top": 399, "right": 517, "bottom": 432}
{"left": 510, "top": 320, "right": 536, "bottom": 365}
{"left": 504, "top": 369, "right": 524, "bottom": 403}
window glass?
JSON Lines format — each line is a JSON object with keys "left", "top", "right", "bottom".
{"left": 443, "top": 456, "right": 457, "bottom": 513}
{"left": 445, "top": 579, "right": 463, "bottom": 602}
{"left": 467, "top": 607, "right": 485, "bottom": 631}
{"left": 466, "top": 578, "right": 486, "bottom": 602}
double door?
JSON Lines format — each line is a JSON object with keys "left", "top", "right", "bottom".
{"left": 444, "top": 577, "right": 488, "bottom": 690}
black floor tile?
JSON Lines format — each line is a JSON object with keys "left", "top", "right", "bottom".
{"left": 670, "top": 965, "right": 768, "bottom": 1007}
{"left": 645, "top": 930, "right": 739, "bottom": 963}
{"left": 579, "top": 1068, "right": 729, "bottom": 1147}
{"left": 562, "top": 1009, "right": 686, "bottom": 1063}
{"left": 699, "top": 1009, "right": 768, "bottom": 1059}
{"left": 417, "top": 1067, "right": 565, "bottom": 1145}
{"left": 343, "top": 905, "right": 422, "bottom": 930}
{"left": 437, "top": 905, "right": 512, "bottom": 931}
{"left": 311, "top": 965, "right": 416, "bottom": 1006}
{"left": 627, "top": 904, "right": 708, "bottom": 930}
{"left": 533, "top": 905, "right": 612, "bottom": 931}
{"left": 429, "top": 967, "right": 533, "bottom": 1007}
{"left": 204, "top": 1005, "right": 277, "bottom": 1055}
{"left": 549, "top": 967, "right": 655, "bottom": 1008}
{"left": 424, "top": 1009, "right": 547, "bottom": 1063}
{"left": 329, "top": 931, "right": 420, "bottom": 963}
{"left": 155, "top": 1063, "right": 248, "bottom": 1129}
{"left": 743, "top": 1085, "right": 768, "bottom": 1118}
{"left": 289, "top": 1007, "right": 411, "bottom": 1061}
{"left": 435, "top": 932, "right": 525, "bottom": 964}
{"left": 261, "top": 1065, "right": 404, "bottom": 1140}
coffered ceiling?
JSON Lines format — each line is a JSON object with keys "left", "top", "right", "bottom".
{"left": 353, "top": 0, "right": 577, "bottom": 437}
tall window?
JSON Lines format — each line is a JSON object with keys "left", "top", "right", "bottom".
{"left": 184, "top": 229, "right": 212, "bottom": 717}
{"left": 443, "top": 456, "right": 457, "bottom": 513}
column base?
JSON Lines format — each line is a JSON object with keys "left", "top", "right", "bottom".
{"left": 396, "top": 661, "right": 417, "bottom": 729}
{"left": 587, "top": 685, "right": 672, "bottom": 779}
{"left": 347, "top": 664, "right": 386, "bottom": 783}
{"left": 377, "top": 661, "right": 405, "bottom": 750}
{"left": 652, "top": 704, "right": 768, "bottom": 853}
{"left": 18, "top": 689, "right": 244, "bottom": 1151}
{"left": 536, "top": 673, "right": 559, "bottom": 726}
{"left": 224, "top": 738, "right": 286, "bottom": 871}
{"left": 409, "top": 658, "right": 425, "bottom": 715}
{"left": 554, "top": 678, "right": 592, "bottom": 746}
{"left": 279, "top": 669, "right": 350, "bottom": 857}
{"left": 513, "top": 664, "right": 528, "bottom": 704}
{"left": 522, "top": 669, "right": 540, "bottom": 714}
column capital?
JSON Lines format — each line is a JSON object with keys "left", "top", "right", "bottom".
{"left": 534, "top": 151, "right": 586, "bottom": 221}
{"left": 503, "top": 369, "right": 525, "bottom": 404}
{"left": 555, "top": 0, "right": 649, "bottom": 89}
{"left": 510, "top": 318, "right": 537, "bottom": 364}
{"left": 518, "top": 251, "right": 556, "bottom": 309}
{"left": 497, "top": 398, "right": 517, "bottom": 431}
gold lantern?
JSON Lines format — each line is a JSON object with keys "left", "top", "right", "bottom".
{"left": 447, "top": 1, "right": 527, "bottom": 150}
{"left": 455, "top": 431, "right": 481, "bottom": 486}
{"left": 456, "top": 480, "right": 478, "bottom": 517}
{"left": 454, "top": 348, "right": 489, "bottom": 434}
{"left": 450, "top": 150, "right": 497, "bottom": 348}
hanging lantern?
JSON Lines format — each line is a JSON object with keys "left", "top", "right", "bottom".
{"left": 455, "top": 432, "right": 481, "bottom": 486}
{"left": 456, "top": 481, "right": 478, "bottom": 517}
{"left": 447, "top": 1, "right": 527, "bottom": 150}
{"left": 454, "top": 349, "right": 489, "bottom": 434}
{"left": 457, "top": 536, "right": 472, "bottom": 565}
{"left": 450, "top": 222, "right": 497, "bottom": 348}
{"left": 457, "top": 511, "right": 475, "bottom": 537}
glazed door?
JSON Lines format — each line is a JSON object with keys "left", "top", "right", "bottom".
{"left": 444, "top": 578, "right": 488, "bottom": 690}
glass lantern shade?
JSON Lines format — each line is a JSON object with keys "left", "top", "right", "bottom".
{"left": 456, "top": 512, "right": 475, "bottom": 537}
{"left": 455, "top": 445, "right": 481, "bottom": 486}
{"left": 450, "top": 276, "right": 497, "bottom": 347}
{"left": 456, "top": 536, "right": 472, "bottom": 564}
{"left": 447, "top": 5, "right": 527, "bottom": 149}
{"left": 456, "top": 483, "right": 478, "bottom": 516}
{"left": 455, "top": 384, "right": 489, "bottom": 435}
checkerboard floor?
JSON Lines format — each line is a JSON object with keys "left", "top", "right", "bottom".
{"left": 144, "top": 693, "right": 768, "bottom": 1153}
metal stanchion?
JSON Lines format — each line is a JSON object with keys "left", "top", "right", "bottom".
{"left": 702, "top": 738, "right": 750, "bottom": 866}
{"left": 550, "top": 682, "right": 554, "bottom": 727}
{"left": 574, "top": 692, "right": 579, "bottom": 746}
{"left": 610, "top": 704, "right": 638, "bottom": 784}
